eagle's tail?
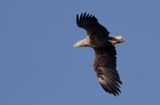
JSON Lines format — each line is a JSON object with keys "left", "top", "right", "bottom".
{"left": 109, "top": 35, "right": 125, "bottom": 45}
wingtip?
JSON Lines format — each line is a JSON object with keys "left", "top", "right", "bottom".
{"left": 76, "top": 12, "right": 98, "bottom": 27}
{"left": 99, "top": 81, "right": 121, "bottom": 96}
{"left": 76, "top": 14, "right": 80, "bottom": 26}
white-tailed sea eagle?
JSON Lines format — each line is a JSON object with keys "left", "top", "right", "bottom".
{"left": 74, "top": 13, "right": 124, "bottom": 96}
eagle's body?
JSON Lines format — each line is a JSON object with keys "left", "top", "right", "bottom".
{"left": 74, "top": 13, "right": 124, "bottom": 96}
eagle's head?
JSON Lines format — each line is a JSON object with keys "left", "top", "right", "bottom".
{"left": 74, "top": 36, "right": 91, "bottom": 47}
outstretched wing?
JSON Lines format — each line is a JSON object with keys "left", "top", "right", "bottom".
{"left": 76, "top": 13, "right": 110, "bottom": 39}
{"left": 94, "top": 45, "right": 122, "bottom": 96}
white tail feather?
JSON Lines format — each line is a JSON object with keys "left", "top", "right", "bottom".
{"left": 109, "top": 35, "right": 125, "bottom": 45}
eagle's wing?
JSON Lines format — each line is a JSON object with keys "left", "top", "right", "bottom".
{"left": 94, "top": 45, "right": 122, "bottom": 96}
{"left": 76, "top": 13, "right": 110, "bottom": 40}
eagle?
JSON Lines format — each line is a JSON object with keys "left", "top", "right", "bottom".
{"left": 74, "top": 13, "right": 124, "bottom": 96}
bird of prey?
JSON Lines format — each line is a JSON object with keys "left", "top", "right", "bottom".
{"left": 74, "top": 13, "right": 124, "bottom": 96}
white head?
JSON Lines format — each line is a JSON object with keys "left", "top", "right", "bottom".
{"left": 73, "top": 36, "right": 91, "bottom": 47}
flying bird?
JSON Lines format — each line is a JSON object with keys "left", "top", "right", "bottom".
{"left": 74, "top": 13, "right": 124, "bottom": 96}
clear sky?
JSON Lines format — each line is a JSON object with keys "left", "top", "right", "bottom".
{"left": 0, "top": 0, "right": 160, "bottom": 105}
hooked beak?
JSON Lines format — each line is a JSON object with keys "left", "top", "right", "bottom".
{"left": 73, "top": 36, "right": 90, "bottom": 47}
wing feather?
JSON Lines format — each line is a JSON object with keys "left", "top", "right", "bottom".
{"left": 94, "top": 46, "right": 122, "bottom": 96}
{"left": 76, "top": 13, "right": 110, "bottom": 38}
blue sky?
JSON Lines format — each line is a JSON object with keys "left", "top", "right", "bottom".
{"left": 0, "top": 0, "right": 160, "bottom": 105}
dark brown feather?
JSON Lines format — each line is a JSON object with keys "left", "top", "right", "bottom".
{"left": 93, "top": 45, "right": 122, "bottom": 96}
{"left": 76, "top": 13, "right": 110, "bottom": 45}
